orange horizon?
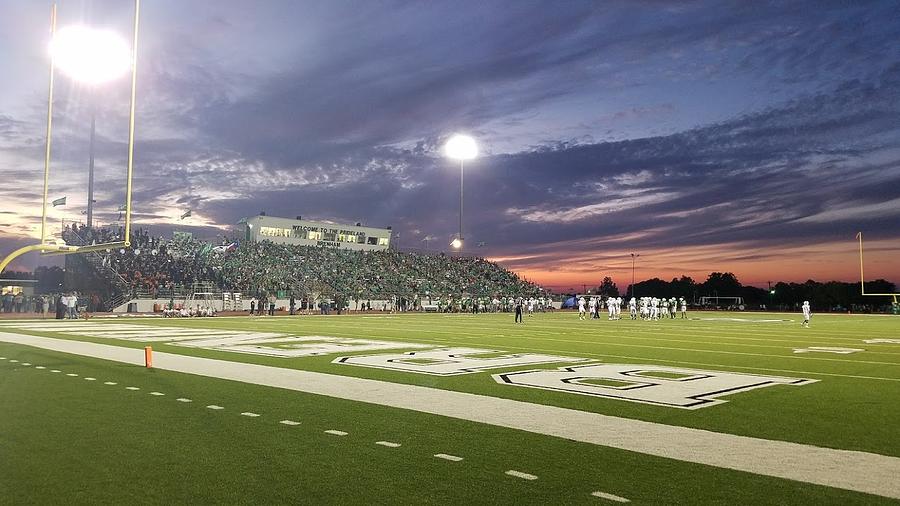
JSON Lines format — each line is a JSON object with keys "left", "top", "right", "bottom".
{"left": 496, "top": 238, "right": 900, "bottom": 291}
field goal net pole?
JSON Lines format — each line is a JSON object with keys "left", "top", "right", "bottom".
{"left": 857, "top": 232, "right": 898, "bottom": 305}
{"left": 0, "top": 0, "right": 141, "bottom": 276}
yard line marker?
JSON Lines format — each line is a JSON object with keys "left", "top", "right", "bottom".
{"left": 0, "top": 357, "right": 5, "bottom": 359}
{"left": 279, "top": 420, "right": 301, "bottom": 426}
{"left": 84, "top": 377, "right": 96, "bottom": 381}
{"left": 375, "top": 441, "right": 401, "bottom": 448}
{"left": 35, "top": 366, "right": 46, "bottom": 369}
{"left": 104, "top": 382, "right": 117, "bottom": 385}
{"left": 505, "top": 470, "right": 537, "bottom": 481}
{"left": 434, "top": 453, "right": 463, "bottom": 462}
{"left": 50, "top": 369, "right": 60, "bottom": 373}
{"left": 125, "top": 386, "right": 140, "bottom": 391}
{"left": 21, "top": 362, "right": 31, "bottom": 366}
{"left": 66, "top": 373, "right": 78, "bottom": 377}
{"left": 176, "top": 398, "right": 192, "bottom": 403}
{"left": 149, "top": 392, "right": 165, "bottom": 396}
{"left": 324, "top": 430, "right": 348, "bottom": 436}
{"left": 206, "top": 405, "right": 224, "bottom": 410}
{"left": 240, "top": 412, "right": 260, "bottom": 417}
{"left": 9, "top": 359, "right": 18, "bottom": 363}
{"left": 591, "top": 491, "right": 630, "bottom": 502}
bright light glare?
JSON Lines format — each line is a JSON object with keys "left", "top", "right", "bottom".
{"left": 50, "top": 26, "right": 131, "bottom": 84}
{"left": 450, "top": 238, "right": 463, "bottom": 249}
{"left": 444, "top": 134, "right": 478, "bottom": 160}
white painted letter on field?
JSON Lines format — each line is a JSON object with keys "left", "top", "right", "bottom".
{"left": 334, "top": 347, "right": 586, "bottom": 376}
{"left": 494, "top": 364, "right": 817, "bottom": 409}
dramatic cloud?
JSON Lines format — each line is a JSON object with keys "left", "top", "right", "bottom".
{"left": 0, "top": 0, "right": 897, "bottom": 288}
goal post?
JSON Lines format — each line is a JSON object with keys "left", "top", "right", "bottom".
{"left": 0, "top": 0, "right": 142, "bottom": 276}
{"left": 857, "top": 232, "right": 899, "bottom": 305}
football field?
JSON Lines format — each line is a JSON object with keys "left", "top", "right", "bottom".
{"left": 1, "top": 311, "right": 898, "bottom": 505}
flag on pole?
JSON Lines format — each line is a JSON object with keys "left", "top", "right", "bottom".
{"left": 180, "top": 209, "right": 192, "bottom": 220}
{"left": 51, "top": 196, "right": 66, "bottom": 207}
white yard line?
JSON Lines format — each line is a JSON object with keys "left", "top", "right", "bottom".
{"left": 591, "top": 491, "right": 630, "bottom": 502}
{"left": 434, "top": 453, "right": 463, "bottom": 462}
{"left": 1, "top": 332, "right": 898, "bottom": 500}
{"left": 505, "top": 470, "right": 538, "bottom": 481}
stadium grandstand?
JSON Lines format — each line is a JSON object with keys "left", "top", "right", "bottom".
{"left": 61, "top": 223, "right": 541, "bottom": 313}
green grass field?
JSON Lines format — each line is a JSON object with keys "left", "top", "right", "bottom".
{"left": 1, "top": 310, "right": 898, "bottom": 504}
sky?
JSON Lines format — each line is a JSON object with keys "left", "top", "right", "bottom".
{"left": 0, "top": 0, "right": 898, "bottom": 291}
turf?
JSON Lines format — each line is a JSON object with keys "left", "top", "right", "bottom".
{"left": 1, "top": 310, "right": 898, "bottom": 504}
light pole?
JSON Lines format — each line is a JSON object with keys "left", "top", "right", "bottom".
{"left": 51, "top": 24, "right": 132, "bottom": 228}
{"left": 631, "top": 253, "right": 640, "bottom": 298}
{"left": 445, "top": 134, "right": 477, "bottom": 250}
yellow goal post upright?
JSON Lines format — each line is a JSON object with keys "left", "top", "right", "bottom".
{"left": 857, "top": 232, "right": 899, "bottom": 305}
{"left": 0, "top": 0, "right": 141, "bottom": 275}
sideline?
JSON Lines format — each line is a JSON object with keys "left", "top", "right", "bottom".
{"left": 1, "top": 331, "right": 898, "bottom": 500}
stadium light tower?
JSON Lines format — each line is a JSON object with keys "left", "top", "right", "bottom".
{"left": 445, "top": 134, "right": 477, "bottom": 249}
{"left": 50, "top": 25, "right": 132, "bottom": 228}
{"left": 630, "top": 253, "right": 640, "bottom": 298}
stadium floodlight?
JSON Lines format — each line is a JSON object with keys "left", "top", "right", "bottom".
{"left": 445, "top": 134, "right": 478, "bottom": 251}
{"left": 50, "top": 25, "right": 131, "bottom": 228}
{"left": 50, "top": 26, "right": 131, "bottom": 84}
{"left": 445, "top": 134, "right": 478, "bottom": 161}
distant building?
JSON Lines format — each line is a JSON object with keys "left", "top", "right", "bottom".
{"left": 239, "top": 215, "right": 392, "bottom": 251}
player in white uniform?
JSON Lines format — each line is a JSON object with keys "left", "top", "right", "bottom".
{"left": 680, "top": 297, "right": 687, "bottom": 318}
{"left": 588, "top": 297, "right": 596, "bottom": 320}
{"left": 660, "top": 298, "right": 669, "bottom": 319}
{"left": 650, "top": 297, "right": 659, "bottom": 320}
{"left": 801, "top": 301, "right": 811, "bottom": 327}
{"left": 669, "top": 298, "right": 677, "bottom": 319}
{"left": 527, "top": 297, "right": 535, "bottom": 317}
{"left": 640, "top": 298, "right": 649, "bottom": 320}
{"left": 629, "top": 297, "right": 637, "bottom": 320}
{"left": 578, "top": 297, "right": 586, "bottom": 320}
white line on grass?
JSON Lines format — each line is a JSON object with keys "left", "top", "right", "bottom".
{"left": 591, "top": 491, "right": 630, "bottom": 503}
{"left": 375, "top": 441, "right": 401, "bottom": 448}
{"left": 21, "top": 362, "right": 31, "bottom": 366}
{"left": 5, "top": 332, "right": 900, "bottom": 500}
{"left": 125, "top": 386, "right": 140, "bottom": 391}
{"left": 434, "top": 453, "right": 463, "bottom": 462}
{"left": 35, "top": 366, "right": 45, "bottom": 369}
{"left": 84, "top": 377, "right": 96, "bottom": 381}
{"left": 104, "top": 382, "right": 117, "bottom": 385}
{"left": 175, "top": 398, "right": 192, "bottom": 403}
{"left": 206, "top": 405, "right": 224, "bottom": 410}
{"left": 279, "top": 420, "right": 301, "bottom": 426}
{"left": 9, "top": 359, "right": 18, "bottom": 363}
{"left": 240, "top": 412, "right": 260, "bottom": 417}
{"left": 66, "top": 373, "right": 78, "bottom": 377}
{"left": 50, "top": 369, "right": 60, "bottom": 373}
{"left": 506, "top": 470, "right": 537, "bottom": 481}
{"left": 149, "top": 392, "right": 165, "bottom": 396}
{"left": 324, "top": 430, "right": 348, "bottom": 436}
{"left": 387, "top": 333, "right": 900, "bottom": 383}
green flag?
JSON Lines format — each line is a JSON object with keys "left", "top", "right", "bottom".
{"left": 51, "top": 196, "right": 66, "bottom": 207}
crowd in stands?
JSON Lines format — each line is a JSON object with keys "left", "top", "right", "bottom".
{"left": 64, "top": 225, "right": 541, "bottom": 302}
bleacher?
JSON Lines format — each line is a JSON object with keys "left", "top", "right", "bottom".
{"left": 65, "top": 225, "right": 540, "bottom": 304}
